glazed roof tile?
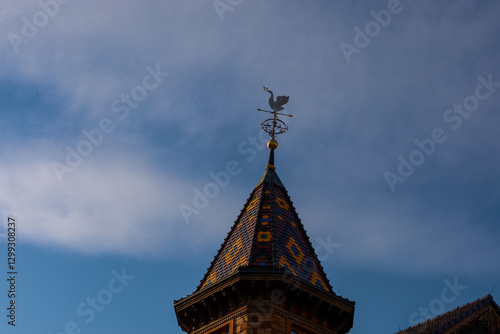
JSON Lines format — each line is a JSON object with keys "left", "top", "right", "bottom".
{"left": 396, "top": 294, "right": 500, "bottom": 334}
{"left": 197, "top": 166, "right": 334, "bottom": 295}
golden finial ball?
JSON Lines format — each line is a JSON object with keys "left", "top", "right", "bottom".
{"left": 267, "top": 139, "right": 278, "bottom": 149}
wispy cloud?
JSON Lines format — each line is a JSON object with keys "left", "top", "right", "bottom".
{"left": 0, "top": 143, "right": 188, "bottom": 255}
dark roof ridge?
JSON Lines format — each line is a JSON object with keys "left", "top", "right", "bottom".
{"left": 396, "top": 294, "right": 500, "bottom": 334}
{"left": 247, "top": 183, "right": 266, "bottom": 272}
{"left": 255, "top": 167, "right": 285, "bottom": 189}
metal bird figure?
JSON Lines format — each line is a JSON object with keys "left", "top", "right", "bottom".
{"left": 263, "top": 87, "right": 289, "bottom": 112}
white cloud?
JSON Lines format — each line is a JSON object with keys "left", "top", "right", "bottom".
{"left": 0, "top": 143, "right": 193, "bottom": 255}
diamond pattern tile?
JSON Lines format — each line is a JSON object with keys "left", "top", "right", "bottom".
{"left": 197, "top": 168, "right": 332, "bottom": 294}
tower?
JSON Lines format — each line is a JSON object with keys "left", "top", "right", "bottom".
{"left": 174, "top": 89, "right": 355, "bottom": 334}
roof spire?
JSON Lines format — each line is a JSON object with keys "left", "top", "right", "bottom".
{"left": 266, "top": 140, "right": 277, "bottom": 170}
{"left": 175, "top": 87, "right": 355, "bottom": 334}
{"left": 257, "top": 86, "right": 293, "bottom": 170}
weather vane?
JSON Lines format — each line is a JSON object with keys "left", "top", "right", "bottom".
{"left": 257, "top": 87, "right": 293, "bottom": 147}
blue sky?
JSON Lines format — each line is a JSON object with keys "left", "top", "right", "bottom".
{"left": 0, "top": 0, "right": 499, "bottom": 333}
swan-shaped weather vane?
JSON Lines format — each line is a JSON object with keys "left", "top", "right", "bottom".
{"left": 257, "top": 87, "right": 293, "bottom": 141}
